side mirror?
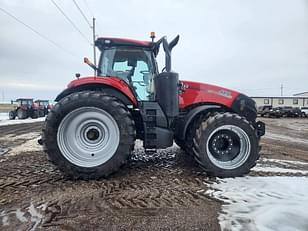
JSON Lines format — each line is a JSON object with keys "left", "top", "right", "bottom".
{"left": 84, "top": 57, "right": 101, "bottom": 73}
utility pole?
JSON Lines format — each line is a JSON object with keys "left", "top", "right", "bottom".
{"left": 92, "top": 17, "right": 97, "bottom": 76}
{"left": 280, "top": 84, "right": 283, "bottom": 96}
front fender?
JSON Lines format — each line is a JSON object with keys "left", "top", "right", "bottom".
{"left": 231, "top": 94, "right": 257, "bottom": 122}
{"left": 175, "top": 104, "right": 222, "bottom": 140}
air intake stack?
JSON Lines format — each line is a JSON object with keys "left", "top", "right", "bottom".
{"left": 154, "top": 35, "right": 180, "bottom": 121}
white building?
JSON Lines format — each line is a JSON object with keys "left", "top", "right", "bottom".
{"left": 251, "top": 92, "right": 308, "bottom": 107}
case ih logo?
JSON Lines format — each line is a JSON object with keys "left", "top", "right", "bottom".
{"left": 207, "top": 89, "right": 232, "bottom": 99}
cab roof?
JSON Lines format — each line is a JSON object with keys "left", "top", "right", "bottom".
{"left": 95, "top": 37, "right": 153, "bottom": 50}
{"left": 16, "top": 98, "right": 33, "bottom": 101}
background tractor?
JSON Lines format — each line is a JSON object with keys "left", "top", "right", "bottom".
{"left": 9, "top": 98, "right": 39, "bottom": 120}
{"left": 35, "top": 100, "right": 51, "bottom": 117}
{"left": 42, "top": 34, "right": 265, "bottom": 179}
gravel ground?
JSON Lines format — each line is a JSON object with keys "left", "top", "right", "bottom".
{"left": 0, "top": 118, "right": 307, "bottom": 230}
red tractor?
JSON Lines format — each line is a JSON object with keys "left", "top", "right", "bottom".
{"left": 9, "top": 98, "right": 39, "bottom": 120}
{"left": 35, "top": 100, "right": 51, "bottom": 117}
{"left": 41, "top": 34, "right": 265, "bottom": 179}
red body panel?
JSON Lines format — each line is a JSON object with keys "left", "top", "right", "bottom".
{"left": 179, "top": 80, "right": 240, "bottom": 109}
{"left": 67, "top": 77, "right": 138, "bottom": 106}
{"left": 67, "top": 77, "right": 239, "bottom": 110}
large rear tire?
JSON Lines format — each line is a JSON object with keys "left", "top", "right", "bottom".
{"left": 39, "top": 109, "right": 45, "bottom": 117}
{"left": 42, "top": 91, "right": 135, "bottom": 179}
{"left": 17, "top": 108, "right": 28, "bottom": 119}
{"left": 193, "top": 112, "right": 259, "bottom": 177}
{"left": 31, "top": 110, "right": 39, "bottom": 119}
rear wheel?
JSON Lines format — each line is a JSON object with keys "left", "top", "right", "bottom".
{"left": 31, "top": 110, "right": 39, "bottom": 119}
{"left": 17, "top": 108, "right": 28, "bottom": 119}
{"left": 39, "top": 109, "right": 45, "bottom": 117}
{"left": 42, "top": 91, "right": 135, "bottom": 179}
{"left": 193, "top": 112, "right": 259, "bottom": 177}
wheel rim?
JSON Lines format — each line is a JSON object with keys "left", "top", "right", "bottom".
{"left": 57, "top": 107, "right": 120, "bottom": 168}
{"left": 206, "top": 125, "right": 251, "bottom": 170}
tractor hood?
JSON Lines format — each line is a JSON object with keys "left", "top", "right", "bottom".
{"left": 179, "top": 80, "right": 258, "bottom": 121}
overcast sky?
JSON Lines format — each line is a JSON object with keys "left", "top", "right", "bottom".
{"left": 0, "top": 0, "right": 308, "bottom": 101}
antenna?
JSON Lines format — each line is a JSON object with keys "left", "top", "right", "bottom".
{"left": 92, "top": 17, "right": 97, "bottom": 76}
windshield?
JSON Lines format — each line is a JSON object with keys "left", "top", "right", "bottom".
{"left": 39, "top": 101, "right": 49, "bottom": 106}
{"left": 99, "top": 48, "right": 155, "bottom": 101}
{"left": 19, "top": 100, "right": 32, "bottom": 106}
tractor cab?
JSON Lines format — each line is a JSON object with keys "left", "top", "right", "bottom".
{"left": 94, "top": 35, "right": 179, "bottom": 102}
{"left": 95, "top": 38, "right": 157, "bottom": 101}
{"left": 93, "top": 35, "right": 180, "bottom": 149}
{"left": 16, "top": 98, "right": 34, "bottom": 108}
{"left": 35, "top": 100, "right": 50, "bottom": 117}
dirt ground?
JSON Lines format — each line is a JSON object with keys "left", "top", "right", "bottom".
{"left": 0, "top": 118, "right": 307, "bottom": 230}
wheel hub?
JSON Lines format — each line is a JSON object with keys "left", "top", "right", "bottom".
{"left": 86, "top": 128, "right": 100, "bottom": 141}
{"left": 57, "top": 107, "right": 120, "bottom": 168}
{"left": 206, "top": 125, "right": 251, "bottom": 169}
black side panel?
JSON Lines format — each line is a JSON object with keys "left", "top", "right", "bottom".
{"left": 154, "top": 72, "right": 179, "bottom": 118}
{"left": 139, "top": 101, "right": 168, "bottom": 128}
{"left": 139, "top": 102, "right": 173, "bottom": 149}
{"left": 231, "top": 94, "right": 257, "bottom": 122}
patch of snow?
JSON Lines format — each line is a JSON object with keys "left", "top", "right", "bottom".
{"left": 0, "top": 132, "right": 42, "bottom": 158}
{"left": 0, "top": 148, "right": 9, "bottom": 156}
{"left": 0, "top": 115, "right": 45, "bottom": 127}
{"left": 206, "top": 176, "right": 308, "bottom": 231}
{"left": 0, "top": 112, "right": 8, "bottom": 121}
{"left": 264, "top": 131, "right": 308, "bottom": 146}
{"left": 28, "top": 203, "right": 44, "bottom": 231}
{"left": 262, "top": 158, "right": 308, "bottom": 166}
{"left": 8, "top": 136, "right": 42, "bottom": 156}
{"left": 0, "top": 211, "right": 9, "bottom": 226}
{"left": 15, "top": 209, "right": 27, "bottom": 222}
{"left": 252, "top": 165, "right": 308, "bottom": 175}
{"left": 0, "top": 132, "right": 40, "bottom": 142}
{"left": 0, "top": 202, "right": 46, "bottom": 230}
{"left": 252, "top": 158, "right": 308, "bottom": 175}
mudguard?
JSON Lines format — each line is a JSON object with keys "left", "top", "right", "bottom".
{"left": 175, "top": 104, "right": 222, "bottom": 140}
{"left": 55, "top": 77, "right": 138, "bottom": 106}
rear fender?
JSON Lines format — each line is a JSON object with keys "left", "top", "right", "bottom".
{"left": 55, "top": 77, "right": 137, "bottom": 106}
{"left": 175, "top": 104, "right": 222, "bottom": 140}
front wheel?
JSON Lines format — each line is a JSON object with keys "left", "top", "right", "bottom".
{"left": 42, "top": 91, "right": 135, "bottom": 179}
{"left": 193, "top": 113, "right": 260, "bottom": 177}
{"left": 9, "top": 111, "right": 16, "bottom": 120}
